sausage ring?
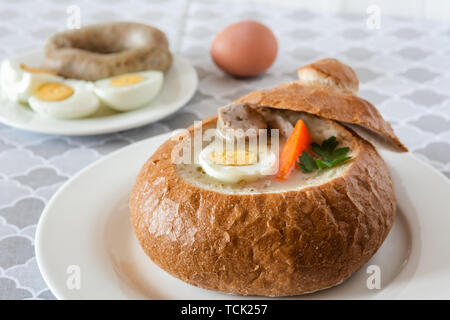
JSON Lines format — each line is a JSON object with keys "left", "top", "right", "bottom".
{"left": 43, "top": 22, "right": 172, "bottom": 81}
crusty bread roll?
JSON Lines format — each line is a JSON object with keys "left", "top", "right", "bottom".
{"left": 130, "top": 115, "right": 395, "bottom": 296}
{"left": 44, "top": 22, "right": 172, "bottom": 81}
{"left": 129, "top": 58, "right": 405, "bottom": 296}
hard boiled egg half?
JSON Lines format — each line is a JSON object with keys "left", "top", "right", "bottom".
{"left": 0, "top": 59, "right": 62, "bottom": 104}
{"left": 28, "top": 80, "right": 100, "bottom": 119}
{"left": 94, "top": 71, "right": 164, "bottom": 111}
{"left": 199, "top": 142, "right": 278, "bottom": 183}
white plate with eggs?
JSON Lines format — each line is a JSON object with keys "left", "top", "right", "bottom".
{"left": 0, "top": 49, "right": 197, "bottom": 135}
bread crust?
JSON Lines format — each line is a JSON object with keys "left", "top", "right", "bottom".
{"left": 44, "top": 22, "right": 172, "bottom": 81}
{"left": 298, "top": 58, "right": 359, "bottom": 94}
{"left": 236, "top": 82, "right": 407, "bottom": 152}
{"left": 130, "top": 116, "right": 396, "bottom": 296}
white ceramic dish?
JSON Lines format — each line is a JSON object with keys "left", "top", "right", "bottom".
{"left": 0, "top": 49, "right": 197, "bottom": 135}
{"left": 35, "top": 131, "right": 450, "bottom": 299}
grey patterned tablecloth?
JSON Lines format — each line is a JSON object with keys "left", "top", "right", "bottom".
{"left": 0, "top": 0, "right": 449, "bottom": 300}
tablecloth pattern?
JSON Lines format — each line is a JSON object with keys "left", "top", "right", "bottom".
{"left": 0, "top": 0, "right": 449, "bottom": 299}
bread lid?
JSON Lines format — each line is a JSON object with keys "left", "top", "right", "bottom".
{"left": 297, "top": 58, "right": 359, "bottom": 94}
{"left": 236, "top": 59, "right": 407, "bottom": 152}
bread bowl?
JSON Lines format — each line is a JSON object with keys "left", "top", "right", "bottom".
{"left": 129, "top": 58, "right": 406, "bottom": 296}
{"left": 44, "top": 22, "right": 172, "bottom": 81}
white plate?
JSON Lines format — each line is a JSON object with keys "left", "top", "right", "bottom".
{"left": 35, "top": 131, "right": 450, "bottom": 299}
{"left": 0, "top": 49, "right": 197, "bottom": 135}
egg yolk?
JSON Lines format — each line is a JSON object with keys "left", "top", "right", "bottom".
{"left": 209, "top": 150, "right": 257, "bottom": 166}
{"left": 109, "top": 75, "right": 146, "bottom": 87}
{"left": 34, "top": 82, "right": 74, "bottom": 101}
{"left": 20, "top": 63, "right": 57, "bottom": 75}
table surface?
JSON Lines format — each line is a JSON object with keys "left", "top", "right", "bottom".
{"left": 0, "top": 0, "right": 449, "bottom": 300}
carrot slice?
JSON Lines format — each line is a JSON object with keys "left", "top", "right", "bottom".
{"left": 276, "top": 120, "right": 312, "bottom": 180}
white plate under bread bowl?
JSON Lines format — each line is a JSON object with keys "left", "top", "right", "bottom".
{"left": 36, "top": 59, "right": 450, "bottom": 299}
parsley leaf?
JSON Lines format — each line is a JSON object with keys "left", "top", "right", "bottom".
{"left": 297, "top": 136, "right": 352, "bottom": 173}
{"left": 312, "top": 136, "right": 341, "bottom": 161}
{"left": 297, "top": 151, "right": 317, "bottom": 173}
{"left": 315, "top": 158, "right": 331, "bottom": 170}
{"left": 316, "top": 156, "right": 352, "bottom": 170}
{"left": 331, "top": 147, "right": 350, "bottom": 160}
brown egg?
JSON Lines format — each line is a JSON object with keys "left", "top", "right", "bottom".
{"left": 210, "top": 20, "right": 278, "bottom": 77}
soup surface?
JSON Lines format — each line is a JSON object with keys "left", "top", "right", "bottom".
{"left": 176, "top": 111, "right": 354, "bottom": 194}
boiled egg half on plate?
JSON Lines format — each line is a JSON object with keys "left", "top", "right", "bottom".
{"left": 94, "top": 71, "right": 164, "bottom": 111}
{"left": 198, "top": 142, "right": 278, "bottom": 183}
{"left": 28, "top": 80, "right": 100, "bottom": 119}
{"left": 0, "top": 59, "right": 62, "bottom": 104}
{"left": 1, "top": 59, "right": 100, "bottom": 119}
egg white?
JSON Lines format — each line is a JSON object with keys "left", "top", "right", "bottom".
{"left": 28, "top": 80, "right": 100, "bottom": 119}
{"left": 0, "top": 59, "right": 62, "bottom": 104}
{"left": 198, "top": 142, "right": 278, "bottom": 183}
{"left": 94, "top": 71, "right": 164, "bottom": 111}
